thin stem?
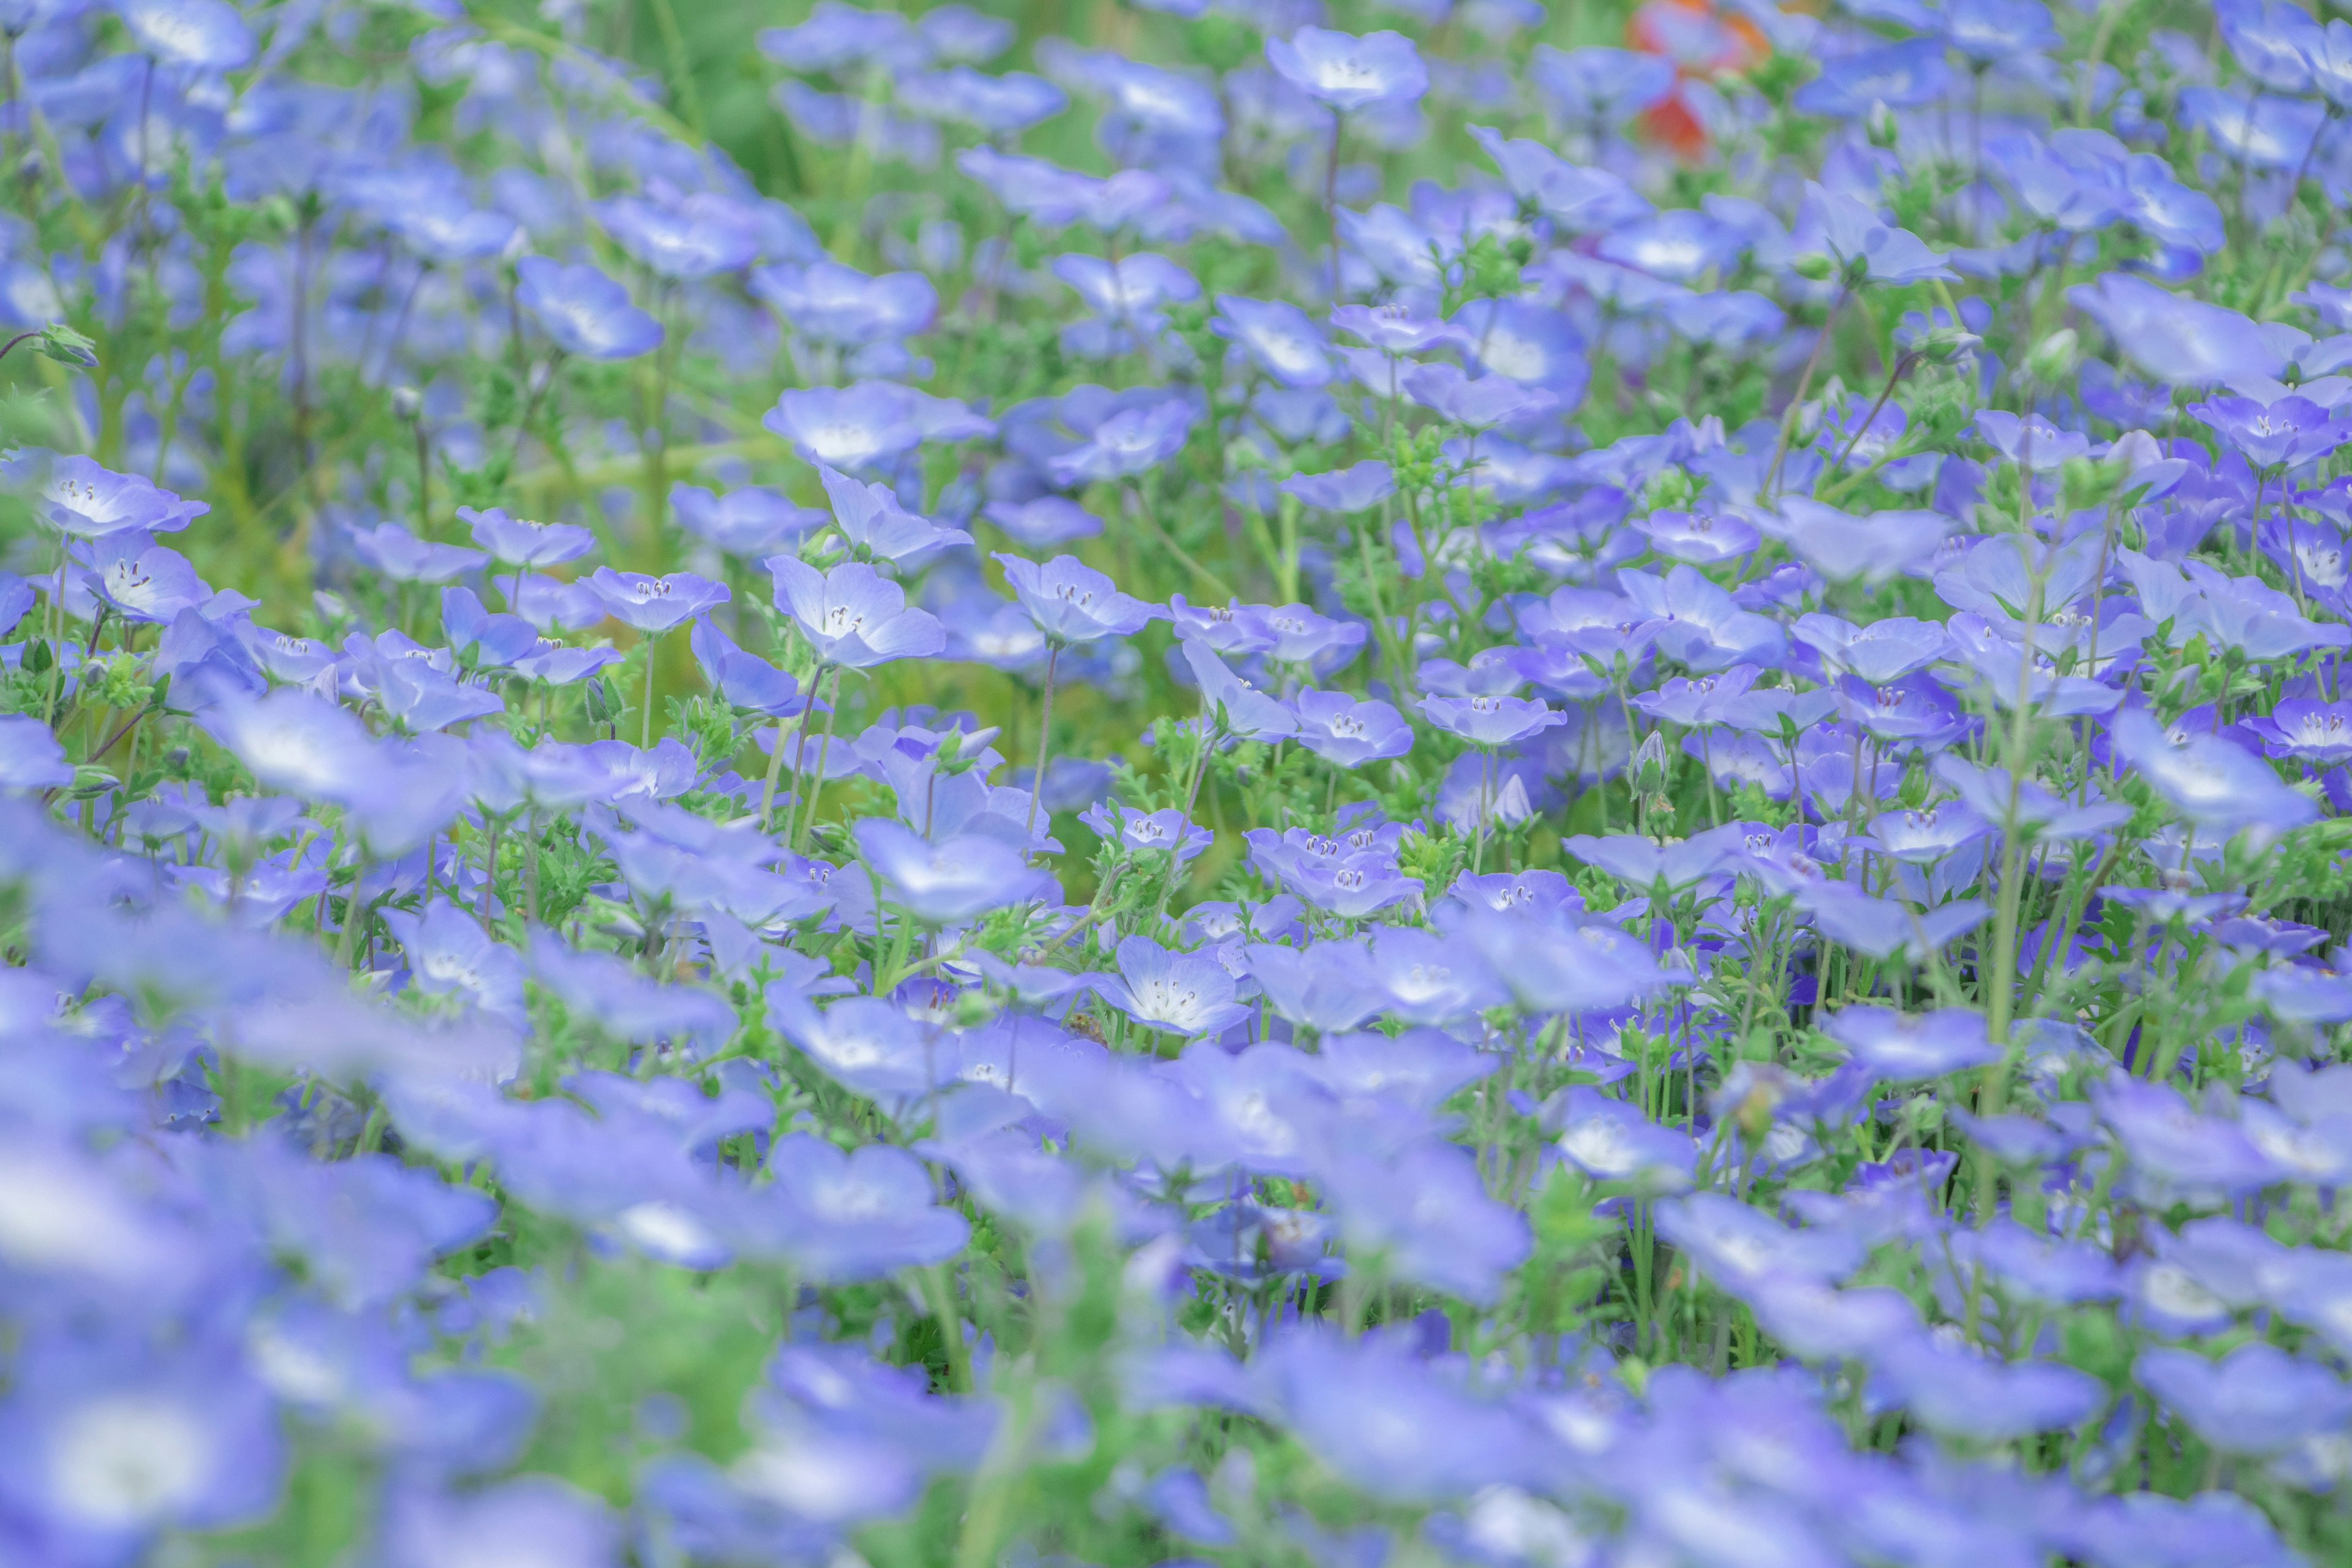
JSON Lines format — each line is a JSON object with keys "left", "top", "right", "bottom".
{"left": 1828, "top": 351, "right": 1920, "bottom": 475}
{"left": 1025, "top": 643, "right": 1061, "bottom": 841}
{"left": 791, "top": 667, "right": 845, "bottom": 853}
{"left": 1762, "top": 288, "right": 1847, "bottom": 499}
{"left": 1152, "top": 716, "right": 1218, "bottom": 923}
{"left": 640, "top": 630, "right": 662, "bottom": 750}
{"left": 1324, "top": 111, "right": 1344, "bottom": 302}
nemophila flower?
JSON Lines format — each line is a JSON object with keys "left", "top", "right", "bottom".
{"left": 984, "top": 496, "right": 1102, "bottom": 548}
{"left": 1773, "top": 499, "right": 1947, "bottom": 584}
{"left": 1265, "top": 27, "right": 1428, "bottom": 112}
{"left": 440, "top": 587, "right": 536, "bottom": 668}
{"left": 1243, "top": 940, "right": 1382, "bottom": 1032}
{"left": 956, "top": 148, "right": 1164, "bottom": 232}
{"left": 2069, "top": 273, "right": 2286, "bottom": 386}
{"left": 1866, "top": 1338, "right": 2106, "bottom": 1444}
{"left": 2075, "top": 1494, "right": 2302, "bottom": 1568}
{"left": 2303, "top": 17, "right": 2352, "bottom": 110}
{"left": 1665, "top": 288, "right": 1787, "bottom": 350}
{"left": 2136, "top": 1343, "right": 2352, "bottom": 1457}
{"left": 1619, "top": 563, "right": 1789, "bottom": 671}
{"left": 1318, "top": 1140, "right": 1533, "bottom": 1305}
{"left": 1291, "top": 690, "right": 1412, "bottom": 766}
{"left": 2244, "top": 699, "right": 2352, "bottom": 763}
{"left": 0, "top": 714, "right": 70, "bottom": 790}
{"left": 1806, "top": 888, "right": 1988, "bottom": 961}
{"left": 1454, "top": 907, "right": 1689, "bottom": 1012}
{"left": 1450, "top": 298, "right": 1590, "bottom": 394}
{"left": 994, "top": 554, "right": 1163, "bottom": 643}
{"left": 1095, "top": 934, "right": 1251, "bottom": 1038}
{"left": 762, "top": 385, "right": 917, "bottom": 473}
{"left": 1834, "top": 674, "right": 1972, "bottom": 752}
{"left": 1940, "top": 0, "right": 2059, "bottom": 61}
{"left": 345, "top": 522, "right": 485, "bottom": 585}
{"left": 2109, "top": 707, "right": 2318, "bottom": 839}
{"left": 381, "top": 901, "right": 526, "bottom": 1023}
{"left": 78, "top": 538, "right": 209, "bottom": 624}
{"left": 1040, "top": 393, "right": 1199, "bottom": 486}
{"left": 1971, "top": 410, "right": 2091, "bottom": 471}
{"left": 1551, "top": 1086, "right": 1697, "bottom": 1191}
{"left": 2217, "top": 0, "right": 2323, "bottom": 90}
{"left": 1793, "top": 184, "right": 1954, "bottom": 287}
{"left": 1792, "top": 37, "right": 1950, "bottom": 118}
{"left": 1528, "top": 42, "right": 1674, "bottom": 124}
{"left": 906, "top": 66, "right": 1067, "bottom": 133}
{"left": 767, "top": 992, "right": 940, "bottom": 1102}
{"left": 1330, "top": 303, "right": 1462, "bottom": 353}
{"left": 1635, "top": 508, "right": 1756, "bottom": 565}
{"left": 1212, "top": 296, "right": 1333, "bottom": 388}
{"left": 752, "top": 1136, "right": 971, "bottom": 1281}
{"left": 4, "top": 450, "right": 208, "bottom": 537}
{"left": 458, "top": 505, "right": 594, "bottom": 568}
{"left": 1052, "top": 251, "right": 1198, "bottom": 323}
{"left": 1417, "top": 692, "right": 1562, "bottom": 747}
{"left": 1596, "top": 209, "right": 1747, "bottom": 282}
{"left": 1790, "top": 614, "right": 1949, "bottom": 681}
{"left": 754, "top": 0, "right": 924, "bottom": 72}
{"left": 769, "top": 559, "right": 946, "bottom": 668}
{"left": 596, "top": 193, "right": 759, "bottom": 281}
{"left": 818, "top": 466, "right": 970, "bottom": 566}
{"left": 854, "top": 820, "right": 1049, "bottom": 924}
{"left": 671, "top": 483, "right": 823, "bottom": 557}
{"left": 1078, "top": 800, "right": 1208, "bottom": 862}
{"left": 0, "top": 1350, "right": 284, "bottom": 1553}
{"left": 752, "top": 260, "right": 937, "bottom": 347}
{"left": 2183, "top": 86, "right": 2330, "bottom": 175}
{"left": 1179, "top": 638, "right": 1297, "bottom": 739}
{"left": 585, "top": 568, "right": 727, "bottom": 635}
{"left": 1279, "top": 461, "right": 1393, "bottom": 514}
{"left": 689, "top": 619, "right": 803, "bottom": 718}
{"left": 498, "top": 574, "right": 605, "bottom": 633}
{"left": 1401, "top": 362, "right": 1555, "bottom": 429}
{"left": 118, "top": 0, "right": 255, "bottom": 70}
{"left": 2193, "top": 395, "right": 2352, "bottom": 472}
{"left": 1824, "top": 1005, "right": 1999, "bottom": 1081}
{"left": 514, "top": 256, "right": 662, "bottom": 360}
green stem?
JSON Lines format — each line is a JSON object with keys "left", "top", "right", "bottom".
{"left": 1025, "top": 644, "right": 1060, "bottom": 841}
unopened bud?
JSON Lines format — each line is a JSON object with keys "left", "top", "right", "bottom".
{"left": 1792, "top": 253, "right": 1836, "bottom": 282}
{"left": 1865, "top": 99, "right": 1899, "bottom": 149}
{"left": 390, "top": 384, "right": 423, "bottom": 421}
{"left": 1631, "top": 730, "right": 1668, "bottom": 795}
{"left": 1918, "top": 326, "right": 1981, "bottom": 364}
{"left": 2027, "top": 327, "right": 2081, "bottom": 385}
{"left": 36, "top": 322, "right": 97, "bottom": 369}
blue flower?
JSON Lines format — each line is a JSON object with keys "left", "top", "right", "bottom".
{"left": 1792, "top": 38, "right": 1951, "bottom": 118}
{"left": 514, "top": 257, "right": 662, "bottom": 361}
{"left": 1793, "top": 184, "right": 1955, "bottom": 288}
{"left": 769, "top": 559, "right": 946, "bottom": 668}
{"left": 119, "top": 0, "right": 255, "bottom": 71}
{"left": 995, "top": 552, "right": 1164, "bottom": 643}
{"left": 1265, "top": 27, "right": 1429, "bottom": 113}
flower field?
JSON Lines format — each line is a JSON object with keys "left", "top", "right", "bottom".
{"left": 7, "top": 0, "right": 2352, "bottom": 1563}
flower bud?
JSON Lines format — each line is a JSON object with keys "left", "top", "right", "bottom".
{"left": 1631, "top": 729, "right": 1668, "bottom": 795}
{"left": 36, "top": 322, "right": 97, "bottom": 369}
{"left": 2027, "top": 327, "right": 2081, "bottom": 385}
{"left": 1792, "top": 252, "right": 1836, "bottom": 282}
{"left": 1865, "top": 99, "right": 1899, "bottom": 149}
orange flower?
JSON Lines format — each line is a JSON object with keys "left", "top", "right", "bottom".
{"left": 1627, "top": 0, "right": 1771, "bottom": 157}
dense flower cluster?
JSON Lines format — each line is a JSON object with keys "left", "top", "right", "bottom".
{"left": 11, "top": 0, "right": 2352, "bottom": 1563}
